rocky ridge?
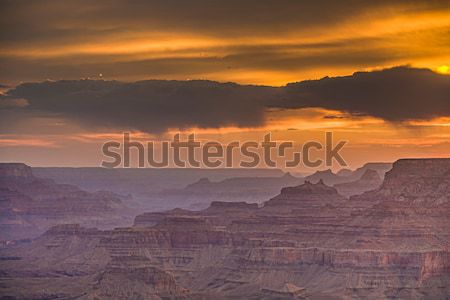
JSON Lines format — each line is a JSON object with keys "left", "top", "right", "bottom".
{"left": 0, "top": 159, "right": 448, "bottom": 299}
{"left": 0, "top": 163, "right": 135, "bottom": 241}
{"left": 158, "top": 172, "right": 303, "bottom": 210}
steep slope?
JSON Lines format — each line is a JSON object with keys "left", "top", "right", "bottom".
{"left": 0, "top": 159, "right": 448, "bottom": 299}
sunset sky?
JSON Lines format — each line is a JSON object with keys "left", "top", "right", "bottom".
{"left": 0, "top": 0, "right": 449, "bottom": 170}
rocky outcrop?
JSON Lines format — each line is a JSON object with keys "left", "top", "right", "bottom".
{"left": 355, "top": 158, "right": 450, "bottom": 206}
{"left": 264, "top": 180, "right": 345, "bottom": 209}
{"left": 0, "top": 158, "right": 449, "bottom": 299}
{"left": 379, "top": 159, "right": 450, "bottom": 203}
{"left": 304, "top": 169, "right": 339, "bottom": 185}
{"left": 87, "top": 256, "right": 188, "bottom": 299}
{"left": 0, "top": 163, "right": 33, "bottom": 179}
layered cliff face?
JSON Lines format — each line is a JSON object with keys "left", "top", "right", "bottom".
{"left": 347, "top": 159, "right": 450, "bottom": 252}
{"left": 86, "top": 256, "right": 189, "bottom": 299}
{"left": 0, "top": 163, "right": 34, "bottom": 179}
{"left": 376, "top": 158, "right": 450, "bottom": 205}
{"left": 0, "top": 163, "right": 135, "bottom": 241}
{"left": 262, "top": 180, "right": 348, "bottom": 217}
{"left": 0, "top": 159, "right": 449, "bottom": 299}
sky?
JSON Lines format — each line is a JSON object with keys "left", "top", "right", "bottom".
{"left": 0, "top": 0, "right": 449, "bottom": 170}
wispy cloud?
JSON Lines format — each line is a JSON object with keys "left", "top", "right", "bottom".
{"left": 1, "top": 1, "right": 449, "bottom": 85}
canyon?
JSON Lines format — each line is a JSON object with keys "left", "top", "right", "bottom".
{"left": 0, "top": 163, "right": 135, "bottom": 241}
{"left": 33, "top": 163, "right": 391, "bottom": 211}
{"left": 0, "top": 158, "right": 448, "bottom": 299}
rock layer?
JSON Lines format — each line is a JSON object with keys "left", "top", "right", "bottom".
{"left": 0, "top": 163, "right": 134, "bottom": 241}
{"left": 0, "top": 158, "right": 448, "bottom": 299}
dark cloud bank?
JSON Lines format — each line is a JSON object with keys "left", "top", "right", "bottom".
{"left": 2, "top": 67, "right": 450, "bottom": 133}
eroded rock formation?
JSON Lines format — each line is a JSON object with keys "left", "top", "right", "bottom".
{"left": 0, "top": 159, "right": 448, "bottom": 299}
{"left": 0, "top": 163, "right": 135, "bottom": 241}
